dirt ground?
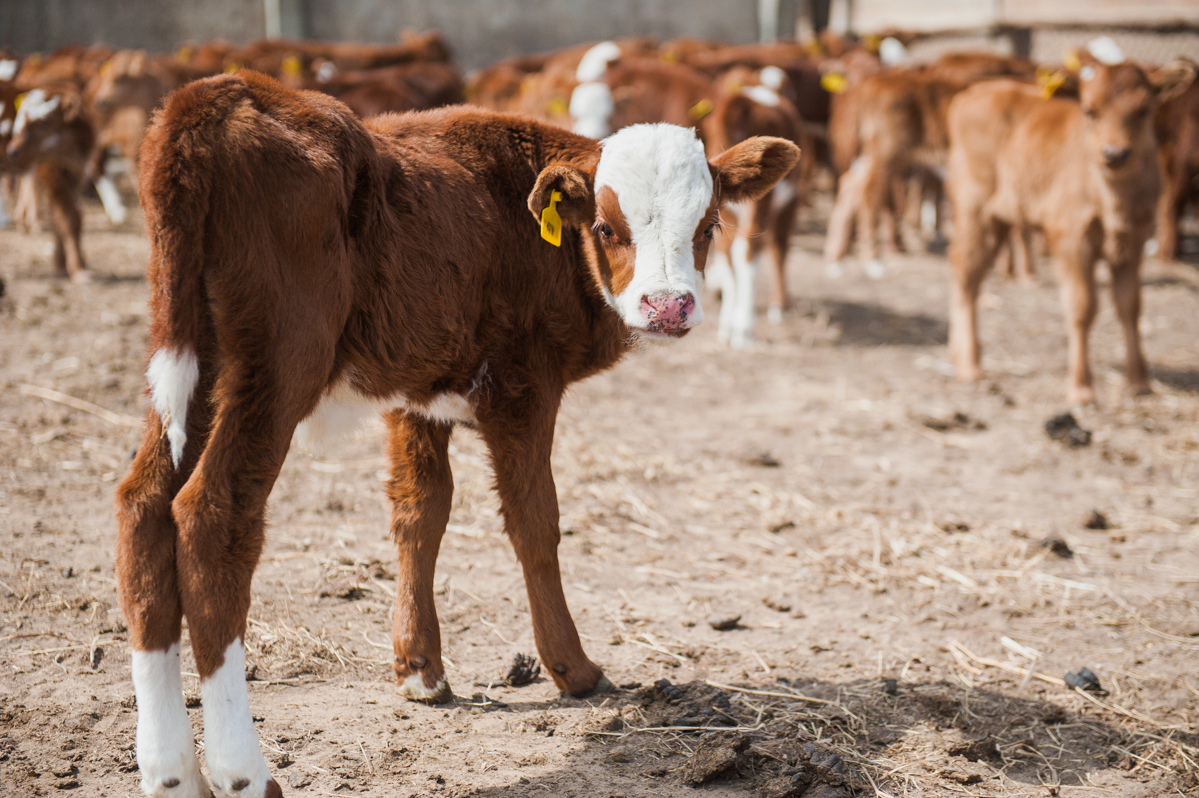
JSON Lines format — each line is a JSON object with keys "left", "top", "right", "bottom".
{"left": 2, "top": 190, "right": 1198, "bottom": 798}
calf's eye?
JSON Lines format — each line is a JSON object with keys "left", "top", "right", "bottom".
{"left": 703, "top": 223, "right": 715, "bottom": 239}
{"left": 599, "top": 223, "right": 614, "bottom": 239}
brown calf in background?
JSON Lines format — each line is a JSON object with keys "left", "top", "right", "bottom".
{"left": 946, "top": 60, "right": 1196, "bottom": 404}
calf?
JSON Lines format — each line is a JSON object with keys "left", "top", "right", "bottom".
{"left": 6, "top": 84, "right": 96, "bottom": 281}
{"left": 1154, "top": 61, "right": 1199, "bottom": 261}
{"left": 946, "top": 61, "right": 1196, "bottom": 404}
{"left": 116, "top": 71, "right": 797, "bottom": 798}
{"left": 703, "top": 66, "right": 811, "bottom": 346}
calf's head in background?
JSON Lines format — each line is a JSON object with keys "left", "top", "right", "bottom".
{"left": 1079, "top": 60, "right": 1196, "bottom": 171}
{"left": 6, "top": 87, "right": 83, "bottom": 169}
{"left": 528, "top": 123, "right": 799, "bottom": 340}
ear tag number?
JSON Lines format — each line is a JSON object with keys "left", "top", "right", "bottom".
{"left": 540, "top": 190, "right": 562, "bottom": 247}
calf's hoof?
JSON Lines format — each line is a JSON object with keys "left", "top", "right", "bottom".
{"left": 1067, "top": 386, "right": 1096, "bottom": 407}
{"left": 767, "top": 306, "right": 784, "bottom": 325}
{"left": 549, "top": 660, "right": 611, "bottom": 698}
{"left": 1130, "top": 382, "right": 1153, "bottom": 397}
{"left": 396, "top": 671, "right": 453, "bottom": 704}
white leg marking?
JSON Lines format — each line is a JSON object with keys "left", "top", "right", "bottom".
{"left": 147, "top": 348, "right": 199, "bottom": 468}
{"left": 728, "top": 236, "right": 758, "bottom": 349}
{"left": 95, "top": 174, "right": 129, "bottom": 225}
{"left": 709, "top": 250, "right": 734, "bottom": 343}
{"left": 865, "top": 259, "right": 887, "bottom": 280}
{"left": 397, "top": 672, "right": 452, "bottom": 702}
{"left": 201, "top": 640, "right": 272, "bottom": 798}
{"left": 132, "top": 645, "right": 211, "bottom": 798}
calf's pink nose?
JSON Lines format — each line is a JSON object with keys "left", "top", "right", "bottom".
{"left": 640, "top": 292, "right": 695, "bottom": 329}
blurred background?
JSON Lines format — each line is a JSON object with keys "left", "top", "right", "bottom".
{"left": 4, "top": 0, "right": 1198, "bottom": 71}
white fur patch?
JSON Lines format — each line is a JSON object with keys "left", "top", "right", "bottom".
{"left": 771, "top": 179, "right": 798, "bottom": 213}
{"left": 1087, "top": 36, "right": 1125, "bottom": 66}
{"left": 95, "top": 174, "right": 129, "bottom": 225}
{"left": 725, "top": 234, "right": 760, "bottom": 349}
{"left": 12, "top": 89, "right": 59, "bottom": 136}
{"left": 575, "top": 41, "right": 621, "bottom": 82}
{"left": 879, "top": 37, "right": 909, "bottom": 66}
{"left": 0, "top": 59, "right": 18, "bottom": 82}
{"left": 741, "top": 85, "right": 780, "bottom": 107}
{"left": 131, "top": 645, "right": 208, "bottom": 798}
{"left": 569, "top": 81, "right": 614, "bottom": 139}
{"left": 759, "top": 66, "right": 785, "bottom": 91}
{"left": 0, "top": 119, "right": 10, "bottom": 137}
{"left": 1080, "top": 65, "right": 1096, "bottom": 82}
{"left": 315, "top": 61, "right": 337, "bottom": 83}
{"left": 594, "top": 124, "right": 713, "bottom": 331}
{"left": 148, "top": 348, "right": 200, "bottom": 469}
{"left": 397, "top": 672, "right": 451, "bottom": 702}
{"left": 295, "top": 379, "right": 478, "bottom": 455}
{"left": 201, "top": 640, "right": 271, "bottom": 798}
{"left": 40, "top": 132, "right": 59, "bottom": 150}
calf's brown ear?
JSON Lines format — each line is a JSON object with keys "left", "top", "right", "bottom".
{"left": 528, "top": 162, "right": 596, "bottom": 228}
{"left": 1151, "top": 59, "right": 1197, "bottom": 104}
{"left": 711, "top": 136, "right": 801, "bottom": 205}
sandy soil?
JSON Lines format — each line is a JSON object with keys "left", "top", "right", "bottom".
{"left": 2, "top": 193, "right": 1198, "bottom": 798}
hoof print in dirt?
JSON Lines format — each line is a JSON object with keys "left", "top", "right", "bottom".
{"left": 708, "top": 614, "right": 742, "bottom": 631}
{"left": 1040, "top": 536, "right": 1074, "bottom": 558}
{"left": 502, "top": 652, "right": 541, "bottom": 687}
{"left": 1044, "top": 412, "right": 1091, "bottom": 447}
{"left": 681, "top": 732, "right": 749, "bottom": 785}
{"left": 919, "top": 412, "right": 986, "bottom": 432}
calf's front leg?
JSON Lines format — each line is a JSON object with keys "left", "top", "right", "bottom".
{"left": 481, "top": 405, "right": 610, "bottom": 697}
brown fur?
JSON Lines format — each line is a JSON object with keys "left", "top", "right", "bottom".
{"left": 115, "top": 71, "right": 795, "bottom": 767}
{"left": 946, "top": 62, "right": 1197, "bottom": 404}
{"left": 1154, "top": 59, "right": 1199, "bottom": 262}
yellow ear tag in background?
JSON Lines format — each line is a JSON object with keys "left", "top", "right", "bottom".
{"left": 821, "top": 72, "right": 848, "bottom": 94}
{"left": 688, "top": 98, "right": 714, "bottom": 121}
{"left": 1038, "top": 68, "right": 1066, "bottom": 99}
{"left": 14, "top": 92, "right": 26, "bottom": 113}
{"left": 540, "top": 190, "right": 562, "bottom": 247}
{"left": 282, "top": 54, "right": 303, "bottom": 78}
{"left": 1064, "top": 50, "right": 1082, "bottom": 73}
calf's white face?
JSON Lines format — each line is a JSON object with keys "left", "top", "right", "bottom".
{"left": 593, "top": 124, "right": 716, "bottom": 338}
{"left": 528, "top": 123, "right": 800, "bottom": 340}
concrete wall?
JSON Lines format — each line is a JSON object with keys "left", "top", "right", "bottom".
{"left": 0, "top": 0, "right": 760, "bottom": 72}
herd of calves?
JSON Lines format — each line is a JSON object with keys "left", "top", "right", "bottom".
{"left": 1, "top": 30, "right": 1197, "bottom": 403}
{"left": 5, "top": 29, "right": 1198, "bottom": 798}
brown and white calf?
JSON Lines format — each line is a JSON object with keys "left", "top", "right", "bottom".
{"left": 946, "top": 60, "right": 1196, "bottom": 404}
{"left": 5, "top": 83, "right": 96, "bottom": 281}
{"left": 702, "top": 66, "right": 810, "bottom": 346}
{"left": 116, "top": 71, "right": 797, "bottom": 798}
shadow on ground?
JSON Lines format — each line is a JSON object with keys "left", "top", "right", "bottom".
{"left": 819, "top": 300, "right": 948, "bottom": 348}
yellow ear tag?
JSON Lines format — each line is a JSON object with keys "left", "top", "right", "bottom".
{"left": 688, "top": 98, "right": 714, "bottom": 121}
{"left": 546, "top": 96, "right": 569, "bottom": 117}
{"left": 1064, "top": 51, "right": 1082, "bottom": 73}
{"left": 224, "top": 62, "right": 242, "bottom": 74}
{"left": 282, "top": 54, "right": 303, "bottom": 78}
{"left": 175, "top": 46, "right": 194, "bottom": 63}
{"left": 14, "top": 92, "right": 26, "bottom": 113}
{"left": 821, "top": 72, "right": 848, "bottom": 94}
{"left": 540, "top": 190, "right": 563, "bottom": 247}
{"left": 1039, "top": 69, "right": 1066, "bottom": 99}
{"left": 862, "top": 34, "right": 881, "bottom": 53}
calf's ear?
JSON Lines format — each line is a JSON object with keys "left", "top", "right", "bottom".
{"left": 711, "top": 136, "right": 801, "bottom": 205}
{"left": 1151, "top": 59, "right": 1197, "bottom": 104}
{"left": 528, "top": 162, "right": 596, "bottom": 228}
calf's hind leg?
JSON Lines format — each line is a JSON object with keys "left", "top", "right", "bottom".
{"left": 480, "top": 403, "right": 610, "bottom": 697}
{"left": 386, "top": 411, "right": 455, "bottom": 703}
{"left": 117, "top": 399, "right": 213, "bottom": 798}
